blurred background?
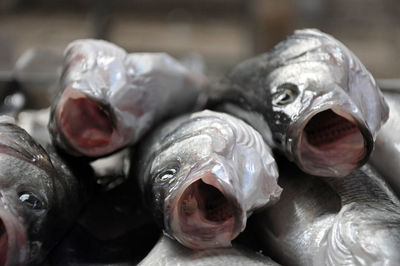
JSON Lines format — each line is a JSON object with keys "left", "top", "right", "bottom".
{"left": 1, "top": 0, "right": 400, "bottom": 107}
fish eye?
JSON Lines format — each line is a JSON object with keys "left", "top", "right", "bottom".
{"left": 272, "top": 83, "right": 299, "bottom": 106}
{"left": 18, "top": 192, "right": 44, "bottom": 210}
{"left": 156, "top": 167, "right": 179, "bottom": 182}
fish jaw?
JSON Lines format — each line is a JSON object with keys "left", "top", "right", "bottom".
{"left": 52, "top": 87, "right": 128, "bottom": 157}
{"left": 292, "top": 106, "right": 373, "bottom": 177}
{"left": 0, "top": 204, "right": 28, "bottom": 266}
{"left": 166, "top": 169, "right": 243, "bottom": 249}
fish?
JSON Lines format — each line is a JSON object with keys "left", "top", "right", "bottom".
{"left": 0, "top": 120, "right": 90, "bottom": 265}
{"left": 370, "top": 85, "right": 400, "bottom": 197}
{"left": 49, "top": 39, "right": 207, "bottom": 158}
{"left": 132, "top": 110, "right": 282, "bottom": 249}
{"left": 209, "top": 28, "right": 388, "bottom": 177}
{"left": 251, "top": 157, "right": 400, "bottom": 266}
{"left": 138, "top": 235, "right": 280, "bottom": 266}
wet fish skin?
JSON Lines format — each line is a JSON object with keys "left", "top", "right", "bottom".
{"left": 370, "top": 90, "right": 400, "bottom": 197}
{"left": 211, "top": 28, "right": 388, "bottom": 177}
{"left": 139, "top": 235, "right": 280, "bottom": 266}
{"left": 0, "top": 122, "right": 89, "bottom": 265}
{"left": 253, "top": 157, "right": 400, "bottom": 266}
{"left": 133, "top": 110, "right": 281, "bottom": 249}
{"left": 49, "top": 39, "right": 207, "bottom": 158}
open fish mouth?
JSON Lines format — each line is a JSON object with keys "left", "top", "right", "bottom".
{"left": 170, "top": 172, "right": 240, "bottom": 249}
{"left": 180, "top": 179, "right": 233, "bottom": 223}
{"left": 298, "top": 109, "right": 368, "bottom": 177}
{"left": 59, "top": 97, "right": 113, "bottom": 149}
{"left": 55, "top": 88, "right": 118, "bottom": 157}
{"left": 304, "top": 109, "right": 360, "bottom": 147}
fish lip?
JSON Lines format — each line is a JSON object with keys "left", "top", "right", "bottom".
{"left": 52, "top": 87, "right": 125, "bottom": 157}
{"left": 0, "top": 203, "right": 28, "bottom": 266}
{"left": 288, "top": 104, "right": 373, "bottom": 177}
{"left": 164, "top": 163, "right": 244, "bottom": 249}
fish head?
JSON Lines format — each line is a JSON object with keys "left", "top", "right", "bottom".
{"left": 49, "top": 40, "right": 143, "bottom": 157}
{"left": 0, "top": 123, "right": 81, "bottom": 265}
{"left": 143, "top": 111, "right": 281, "bottom": 249}
{"left": 264, "top": 29, "right": 387, "bottom": 177}
{"left": 49, "top": 40, "right": 204, "bottom": 158}
{"left": 146, "top": 134, "right": 244, "bottom": 250}
{"left": 266, "top": 62, "right": 372, "bottom": 177}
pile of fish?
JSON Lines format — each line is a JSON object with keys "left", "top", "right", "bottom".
{"left": 0, "top": 28, "right": 399, "bottom": 266}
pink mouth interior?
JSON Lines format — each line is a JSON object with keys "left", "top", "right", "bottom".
{"left": 0, "top": 219, "right": 8, "bottom": 265}
{"left": 60, "top": 97, "right": 113, "bottom": 149}
{"left": 305, "top": 109, "right": 360, "bottom": 146}
{"left": 300, "top": 109, "right": 365, "bottom": 176}
{"left": 180, "top": 179, "right": 233, "bottom": 222}
{"left": 175, "top": 178, "right": 235, "bottom": 248}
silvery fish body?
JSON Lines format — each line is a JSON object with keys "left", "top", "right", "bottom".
{"left": 0, "top": 121, "right": 88, "bottom": 265}
{"left": 253, "top": 158, "right": 400, "bottom": 266}
{"left": 370, "top": 89, "right": 400, "bottom": 196}
{"left": 49, "top": 39, "right": 206, "bottom": 157}
{"left": 212, "top": 29, "right": 388, "bottom": 177}
{"left": 139, "top": 235, "right": 280, "bottom": 266}
{"left": 133, "top": 110, "right": 281, "bottom": 249}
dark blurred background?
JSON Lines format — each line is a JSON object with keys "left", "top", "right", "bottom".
{"left": 1, "top": 0, "right": 399, "bottom": 84}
